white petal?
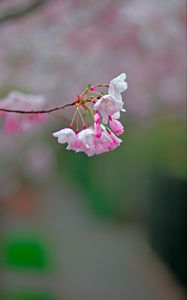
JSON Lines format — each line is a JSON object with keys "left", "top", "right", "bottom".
{"left": 93, "top": 98, "right": 103, "bottom": 110}
{"left": 53, "top": 128, "right": 75, "bottom": 144}
{"left": 109, "top": 73, "right": 128, "bottom": 95}
{"left": 112, "top": 112, "right": 120, "bottom": 119}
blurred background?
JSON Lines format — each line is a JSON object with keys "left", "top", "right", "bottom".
{"left": 0, "top": 0, "right": 186, "bottom": 299}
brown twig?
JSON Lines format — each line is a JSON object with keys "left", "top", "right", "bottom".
{"left": 0, "top": 101, "right": 76, "bottom": 114}
{"left": 95, "top": 84, "right": 109, "bottom": 88}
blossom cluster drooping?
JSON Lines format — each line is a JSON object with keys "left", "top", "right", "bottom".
{"left": 0, "top": 73, "right": 128, "bottom": 156}
{"left": 53, "top": 73, "right": 128, "bottom": 156}
{"left": 0, "top": 91, "right": 46, "bottom": 132}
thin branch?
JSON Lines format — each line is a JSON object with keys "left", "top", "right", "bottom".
{"left": 0, "top": 101, "right": 76, "bottom": 114}
{"left": 0, "top": 0, "right": 50, "bottom": 23}
{"left": 95, "top": 84, "right": 109, "bottom": 88}
{"left": 0, "top": 83, "right": 108, "bottom": 115}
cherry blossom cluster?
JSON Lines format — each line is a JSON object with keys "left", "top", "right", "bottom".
{"left": 0, "top": 73, "right": 128, "bottom": 156}
{"left": 53, "top": 73, "right": 128, "bottom": 156}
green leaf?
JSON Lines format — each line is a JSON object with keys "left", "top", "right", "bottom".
{"left": 84, "top": 83, "right": 91, "bottom": 93}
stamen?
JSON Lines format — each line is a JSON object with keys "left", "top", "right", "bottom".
{"left": 89, "top": 90, "right": 103, "bottom": 97}
{"left": 77, "top": 107, "right": 86, "bottom": 128}
{"left": 70, "top": 108, "right": 78, "bottom": 128}
{"left": 76, "top": 110, "right": 79, "bottom": 132}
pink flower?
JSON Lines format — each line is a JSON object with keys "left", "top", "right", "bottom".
{"left": 109, "top": 73, "right": 128, "bottom": 102}
{"left": 107, "top": 130, "right": 122, "bottom": 151}
{"left": 53, "top": 125, "right": 122, "bottom": 156}
{"left": 53, "top": 128, "right": 76, "bottom": 144}
{"left": 60, "top": 128, "right": 95, "bottom": 156}
{"left": 53, "top": 73, "right": 127, "bottom": 156}
{"left": 94, "top": 73, "right": 127, "bottom": 120}
{"left": 76, "top": 128, "right": 96, "bottom": 156}
{"left": 109, "top": 118, "right": 124, "bottom": 135}
{"left": 78, "top": 128, "right": 95, "bottom": 148}
{"left": 0, "top": 91, "right": 46, "bottom": 133}
{"left": 94, "top": 112, "right": 102, "bottom": 138}
{"left": 94, "top": 94, "right": 124, "bottom": 121}
{"left": 94, "top": 131, "right": 112, "bottom": 154}
{"left": 94, "top": 112, "right": 100, "bottom": 123}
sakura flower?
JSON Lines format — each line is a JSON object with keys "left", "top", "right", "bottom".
{"left": 107, "top": 130, "right": 122, "bottom": 151}
{"left": 53, "top": 128, "right": 76, "bottom": 144}
{"left": 53, "top": 124, "right": 122, "bottom": 157}
{"left": 94, "top": 128, "right": 122, "bottom": 154}
{"left": 94, "top": 131, "right": 113, "bottom": 155}
{"left": 52, "top": 73, "right": 127, "bottom": 156}
{"left": 60, "top": 128, "right": 93, "bottom": 155}
{"left": 77, "top": 128, "right": 95, "bottom": 150}
{"left": 94, "top": 112, "right": 102, "bottom": 138}
{"left": 109, "top": 73, "right": 128, "bottom": 102}
{"left": 94, "top": 94, "right": 124, "bottom": 121}
{"left": 94, "top": 73, "right": 128, "bottom": 120}
{"left": 57, "top": 128, "right": 94, "bottom": 156}
{"left": 112, "top": 111, "right": 121, "bottom": 120}
{"left": 0, "top": 91, "right": 46, "bottom": 133}
{"left": 109, "top": 117, "right": 124, "bottom": 136}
